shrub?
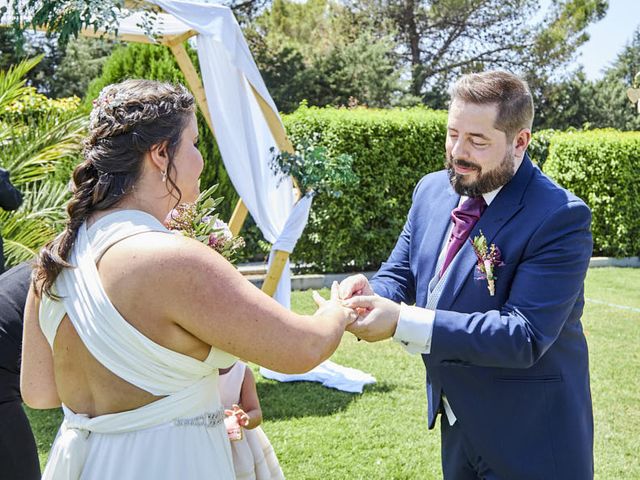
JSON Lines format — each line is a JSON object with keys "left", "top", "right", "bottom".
{"left": 543, "top": 130, "right": 640, "bottom": 257}
{"left": 1, "top": 86, "right": 81, "bottom": 124}
{"left": 282, "top": 105, "right": 447, "bottom": 272}
{"left": 528, "top": 128, "right": 560, "bottom": 168}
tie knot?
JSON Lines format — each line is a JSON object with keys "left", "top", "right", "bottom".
{"left": 449, "top": 196, "right": 487, "bottom": 238}
{"left": 459, "top": 196, "right": 486, "bottom": 215}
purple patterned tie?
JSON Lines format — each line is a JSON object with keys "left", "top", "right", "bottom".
{"left": 439, "top": 196, "right": 487, "bottom": 276}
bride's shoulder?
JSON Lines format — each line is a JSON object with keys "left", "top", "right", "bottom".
{"left": 106, "top": 230, "right": 230, "bottom": 278}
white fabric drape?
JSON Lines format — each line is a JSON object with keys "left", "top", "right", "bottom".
{"left": 150, "top": 0, "right": 307, "bottom": 307}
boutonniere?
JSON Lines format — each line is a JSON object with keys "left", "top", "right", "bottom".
{"left": 470, "top": 230, "right": 504, "bottom": 296}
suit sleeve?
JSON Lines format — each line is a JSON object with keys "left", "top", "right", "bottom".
{"left": 429, "top": 199, "right": 592, "bottom": 369}
{"left": 369, "top": 178, "right": 425, "bottom": 305}
{"left": 0, "top": 169, "right": 23, "bottom": 211}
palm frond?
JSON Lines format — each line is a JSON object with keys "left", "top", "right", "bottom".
{"left": 0, "top": 56, "right": 44, "bottom": 110}
{"left": 0, "top": 56, "right": 85, "bottom": 269}
{"left": 0, "top": 181, "right": 70, "bottom": 267}
{"left": 0, "top": 114, "right": 86, "bottom": 186}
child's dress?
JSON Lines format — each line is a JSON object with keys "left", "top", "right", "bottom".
{"left": 219, "top": 362, "right": 285, "bottom": 480}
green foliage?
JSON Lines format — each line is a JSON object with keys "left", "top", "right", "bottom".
{"left": 87, "top": 42, "right": 238, "bottom": 219}
{"left": 1, "top": 86, "right": 81, "bottom": 124}
{"left": 543, "top": 130, "right": 640, "bottom": 257}
{"left": 270, "top": 138, "right": 358, "bottom": 198}
{"left": 165, "top": 184, "right": 245, "bottom": 264}
{"left": 0, "top": 29, "right": 116, "bottom": 98}
{"left": 247, "top": 0, "right": 402, "bottom": 112}
{"left": 528, "top": 128, "right": 560, "bottom": 168}
{"left": 5, "top": 0, "right": 123, "bottom": 48}
{"left": 281, "top": 105, "right": 447, "bottom": 272}
{"left": 534, "top": 27, "right": 640, "bottom": 132}
{"left": 0, "top": 57, "right": 86, "bottom": 267}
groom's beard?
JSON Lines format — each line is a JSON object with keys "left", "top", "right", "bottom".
{"left": 446, "top": 150, "right": 515, "bottom": 197}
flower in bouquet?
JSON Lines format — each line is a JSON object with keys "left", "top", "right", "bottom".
{"left": 165, "top": 184, "right": 244, "bottom": 263}
{"left": 205, "top": 217, "right": 231, "bottom": 245}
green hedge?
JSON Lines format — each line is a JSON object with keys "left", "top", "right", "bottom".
{"left": 543, "top": 130, "right": 640, "bottom": 257}
{"left": 282, "top": 105, "right": 447, "bottom": 272}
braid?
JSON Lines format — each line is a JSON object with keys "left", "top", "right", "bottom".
{"left": 35, "top": 161, "right": 99, "bottom": 298}
{"left": 34, "top": 79, "right": 196, "bottom": 298}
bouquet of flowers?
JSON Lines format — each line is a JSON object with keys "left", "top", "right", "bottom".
{"left": 165, "top": 184, "right": 245, "bottom": 264}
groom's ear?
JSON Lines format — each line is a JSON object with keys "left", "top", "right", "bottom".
{"left": 513, "top": 128, "right": 531, "bottom": 158}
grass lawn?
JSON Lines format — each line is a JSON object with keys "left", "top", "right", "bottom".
{"left": 26, "top": 267, "right": 640, "bottom": 478}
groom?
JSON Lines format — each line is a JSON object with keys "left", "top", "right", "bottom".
{"left": 340, "top": 71, "right": 594, "bottom": 479}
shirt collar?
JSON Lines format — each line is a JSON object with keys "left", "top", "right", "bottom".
{"left": 459, "top": 185, "right": 503, "bottom": 207}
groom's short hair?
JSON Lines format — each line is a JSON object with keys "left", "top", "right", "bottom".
{"left": 450, "top": 71, "right": 534, "bottom": 142}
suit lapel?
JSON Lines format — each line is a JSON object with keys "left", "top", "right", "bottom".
{"left": 436, "top": 155, "right": 535, "bottom": 310}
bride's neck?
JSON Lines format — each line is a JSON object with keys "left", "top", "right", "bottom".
{"left": 99, "top": 185, "right": 174, "bottom": 226}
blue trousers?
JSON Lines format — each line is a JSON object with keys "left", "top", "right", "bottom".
{"left": 440, "top": 416, "right": 501, "bottom": 480}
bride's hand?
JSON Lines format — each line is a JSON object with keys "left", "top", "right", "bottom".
{"left": 312, "top": 281, "right": 358, "bottom": 327}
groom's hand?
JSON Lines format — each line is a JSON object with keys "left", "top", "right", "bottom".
{"left": 342, "top": 295, "right": 400, "bottom": 343}
{"left": 338, "top": 274, "right": 374, "bottom": 300}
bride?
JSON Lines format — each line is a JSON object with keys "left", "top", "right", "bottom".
{"left": 21, "top": 79, "right": 355, "bottom": 479}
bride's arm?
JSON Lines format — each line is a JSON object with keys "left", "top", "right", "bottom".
{"left": 158, "top": 236, "right": 354, "bottom": 374}
{"left": 21, "top": 286, "right": 61, "bottom": 409}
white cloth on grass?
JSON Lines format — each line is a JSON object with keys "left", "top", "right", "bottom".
{"left": 260, "top": 360, "right": 376, "bottom": 394}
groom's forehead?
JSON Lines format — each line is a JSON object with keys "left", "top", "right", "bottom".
{"left": 447, "top": 100, "right": 501, "bottom": 135}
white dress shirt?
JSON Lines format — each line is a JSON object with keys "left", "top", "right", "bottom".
{"left": 392, "top": 187, "right": 502, "bottom": 425}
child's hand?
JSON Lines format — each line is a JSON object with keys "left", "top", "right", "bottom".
{"left": 225, "top": 404, "right": 250, "bottom": 427}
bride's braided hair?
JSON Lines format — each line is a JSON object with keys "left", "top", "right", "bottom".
{"left": 35, "top": 79, "right": 196, "bottom": 298}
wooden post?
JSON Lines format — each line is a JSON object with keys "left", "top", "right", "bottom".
{"left": 249, "top": 84, "right": 294, "bottom": 154}
{"left": 167, "top": 41, "right": 215, "bottom": 136}
{"left": 228, "top": 198, "right": 249, "bottom": 237}
{"left": 261, "top": 250, "right": 290, "bottom": 297}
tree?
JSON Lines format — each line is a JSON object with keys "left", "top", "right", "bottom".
{"left": 3, "top": 0, "right": 268, "bottom": 47}
{"left": 534, "top": 26, "right": 640, "bottom": 131}
{"left": 343, "top": 0, "right": 608, "bottom": 105}
{"left": 0, "top": 27, "right": 116, "bottom": 97}
{"left": 534, "top": 70, "right": 596, "bottom": 130}
{"left": 247, "top": 0, "right": 403, "bottom": 111}
{"left": 587, "top": 27, "right": 640, "bottom": 131}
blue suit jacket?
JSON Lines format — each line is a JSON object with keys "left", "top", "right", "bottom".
{"left": 371, "top": 155, "right": 594, "bottom": 479}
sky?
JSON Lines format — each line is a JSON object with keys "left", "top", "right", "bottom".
{"left": 575, "top": 0, "right": 640, "bottom": 80}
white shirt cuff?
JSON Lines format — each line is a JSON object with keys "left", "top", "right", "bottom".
{"left": 393, "top": 303, "right": 435, "bottom": 354}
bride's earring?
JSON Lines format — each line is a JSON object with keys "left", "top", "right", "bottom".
{"left": 161, "top": 170, "right": 167, "bottom": 183}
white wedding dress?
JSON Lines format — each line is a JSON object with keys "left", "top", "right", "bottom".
{"left": 39, "top": 210, "right": 237, "bottom": 480}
